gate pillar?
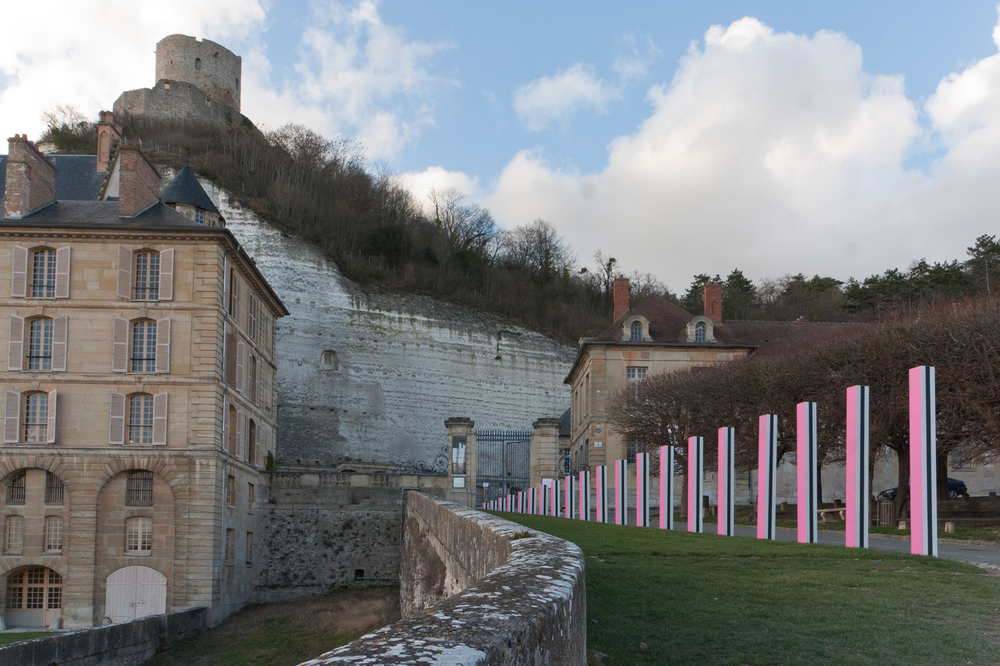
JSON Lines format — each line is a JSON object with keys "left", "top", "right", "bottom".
{"left": 445, "top": 418, "right": 476, "bottom": 507}
{"left": 529, "top": 418, "right": 563, "bottom": 488}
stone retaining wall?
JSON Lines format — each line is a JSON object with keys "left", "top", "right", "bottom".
{"left": 0, "top": 606, "right": 206, "bottom": 665}
{"left": 302, "top": 492, "right": 586, "bottom": 665}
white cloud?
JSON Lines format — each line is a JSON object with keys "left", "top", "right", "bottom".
{"left": 245, "top": 0, "right": 453, "bottom": 160}
{"left": 513, "top": 63, "right": 620, "bottom": 131}
{"left": 488, "top": 17, "right": 938, "bottom": 290}
{"left": 613, "top": 35, "right": 660, "bottom": 81}
{"left": 398, "top": 166, "right": 482, "bottom": 216}
{"left": 0, "top": 0, "right": 265, "bottom": 140}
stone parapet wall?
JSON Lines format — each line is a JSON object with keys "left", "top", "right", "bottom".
{"left": 304, "top": 492, "right": 586, "bottom": 665}
{"left": 0, "top": 606, "right": 206, "bottom": 665}
{"left": 253, "top": 471, "right": 449, "bottom": 603}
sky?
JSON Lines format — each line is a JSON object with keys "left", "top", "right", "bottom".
{"left": 2, "top": 1, "right": 1000, "bottom": 292}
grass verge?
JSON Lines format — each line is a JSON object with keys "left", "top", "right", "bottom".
{"left": 0, "top": 632, "right": 57, "bottom": 646}
{"left": 501, "top": 513, "right": 1000, "bottom": 666}
{"left": 146, "top": 587, "right": 399, "bottom": 666}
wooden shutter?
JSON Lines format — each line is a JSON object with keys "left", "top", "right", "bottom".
{"left": 52, "top": 316, "right": 68, "bottom": 372}
{"left": 116, "top": 245, "right": 133, "bottom": 299}
{"left": 46, "top": 390, "right": 57, "bottom": 444}
{"left": 236, "top": 410, "right": 245, "bottom": 460}
{"left": 112, "top": 317, "right": 129, "bottom": 372}
{"left": 8, "top": 315, "right": 24, "bottom": 371}
{"left": 152, "top": 393, "right": 168, "bottom": 446}
{"left": 158, "top": 249, "right": 174, "bottom": 301}
{"left": 255, "top": 423, "right": 262, "bottom": 468}
{"left": 225, "top": 327, "right": 236, "bottom": 383}
{"left": 4, "top": 391, "right": 20, "bottom": 443}
{"left": 254, "top": 358, "right": 261, "bottom": 406}
{"left": 235, "top": 341, "right": 245, "bottom": 394}
{"left": 11, "top": 246, "right": 28, "bottom": 298}
{"left": 109, "top": 392, "right": 126, "bottom": 445}
{"left": 55, "top": 247, "right": 71, "bottom": 298}
{"left": 222, "top": 397, "right": 229, "bottom": 453}
{"left": 155, "top": 319, "right": 171, "bottom": 373}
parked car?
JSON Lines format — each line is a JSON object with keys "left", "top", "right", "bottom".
{"left": 877, "top": 478, "right": 968, "bottom": 500}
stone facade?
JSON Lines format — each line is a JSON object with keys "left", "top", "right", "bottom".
{"left": 0, "top": 140, "right": 287, "bottom": 628}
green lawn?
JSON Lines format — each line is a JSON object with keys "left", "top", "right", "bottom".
{"left": 0, "top": 632, "right": 57, "bottom": 646}
{"left": 501, "top": 513, "right": 1000, "bottom": 666}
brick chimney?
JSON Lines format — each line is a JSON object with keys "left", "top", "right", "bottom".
{"left": 118, "top": 145, "right": 161, "bottom": 217}
{"left": 96, "top": 111, "right": 121, "bottom": 174}
{"left": 703, "top": 282, "right": 723, "bottom": 323}
{"left": 613, "top": 277, "right": 630, "bottom": 321}
{"left": 3, "top": 135, "right": 57, "bottom": 219}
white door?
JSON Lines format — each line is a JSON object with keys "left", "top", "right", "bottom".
{"left": 105, "top": 566, "right": 167, "bottom": 623}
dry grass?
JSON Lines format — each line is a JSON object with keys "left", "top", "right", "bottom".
{"left": 148, "top": 587, "right": 400, "bottom": 666}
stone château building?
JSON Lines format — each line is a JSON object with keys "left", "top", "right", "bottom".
{"left": 0, "top": 134, "right": 286, "bottom": 629}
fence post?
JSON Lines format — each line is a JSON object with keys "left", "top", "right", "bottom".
{"left": 660, "top": 445, "right": 675, "bottom": 530}
{"left": 718, "top": 428, "right": 735, "bottom": 536}
{"left": 797, "top": 402, "right": 819, "bottom": 544}
{"left": 445, "top": 418, "right": 476, "bottom": 507}
{"left": 757, "top": 414, "right": 778, "bottom": 540}
{"left": 846, "top": 385, "right": 870, "bottom": 548}
{"left": 687, "top": 437, "right": 704, "bottom": 533}
{"left": 910, "top": 366, "right": 938, "bottom": 557}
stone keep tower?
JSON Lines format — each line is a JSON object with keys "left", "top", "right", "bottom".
{"left": 155, "top": 35, "right": 242, "bottom": 113}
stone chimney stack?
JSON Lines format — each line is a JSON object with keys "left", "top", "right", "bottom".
{"left": 117, "top": 146, "right": 161, "bottom": 217}
{"left": 3, "top": 134, "right": 57, "bottom": 219}
{"left": 703, "top": 282, "right": 723, "bottom": 323}
{"left": 96, "top": 111, "right": 121, "bottom": 174}
{"left": 613, "top": 277, "right": 630, "bottom": 321}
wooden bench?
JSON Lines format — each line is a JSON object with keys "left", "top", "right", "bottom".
{"left": 817, "top": 508, "right": 846, "bottom": 522}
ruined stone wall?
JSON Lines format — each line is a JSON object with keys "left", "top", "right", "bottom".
{"left": 114, "top": 80, "right": 231, "bottom": 127}
{"left": 308, "top": 492, "right": 586, "bottom": 665}
{"left": 182, "top": 173, "right": 575, "bottom": 471}
{"left": 252, "top": 471, "right": 449, "bottom": 603}
{"left": 155, "top": 35, "right": 241, "bottom": 112}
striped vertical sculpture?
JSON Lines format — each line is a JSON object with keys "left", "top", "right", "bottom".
{"left": 564, "top": 475, "right": 575, "bottom": 519}
{"left": 796, "top": 402, "right": 819, "bottom": 544}
{"left": 659, "top": 445, "right": 675, "bottom": 530}
{"left": 846, "top": 385, "right": 870, "bottom": 549}
{"left": 757, "top": 414, "right": 778, "bottom": 540}
{"left": 615, "top": 459, "right": 628, "bottom": 525}
{"left": 687, "top": 437, "right": 704, "bottom": 533}
{"left": 636, "top": 452, "right": 650, "bottom": 527}
{"left": 539, "top": 484, "right": 547, "bottom": 516}
{"left": 527, "top": 490, "right": 534, "bottom": 515}
{"left": 595, "top": 466, "right": 608, "bottom": 523}
{"left": 910, "top": 366, "right": 938, "bottom": 557}
{"left": 516, "top": 491, "right": 522, "bottom": 514}
{"left": 579, "top": 470, "right": 591, "bottom": 521}
{"left": 550, "top": 479, "right": 559, "bottom": 517}
{"left": 718, "top": 428, "right": 735, "bottom": 537}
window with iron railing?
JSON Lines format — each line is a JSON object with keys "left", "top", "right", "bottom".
{"left": 7, "top": 471, "right": 26, "bottom": 505}
{"left": 45, "top": 472, "right": 64, "bottom": 504}
{"left": 125, "top": 470, "right": 154, "bottom": 506}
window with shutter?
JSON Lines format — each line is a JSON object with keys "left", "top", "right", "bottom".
{"left": 236, "top": 410, "right": 245, "bottom": 459}
{"left": 51, "top": 316, "right": 67, "bottom": 372}
{"left": 155, "top": 319, "right": 170, "bottom": 373}
{"left": 8, "top": 315, "right": 24, "bottom": 371}
{"left": 112, "top": 317, "right": 129, "bottom": 372}
{"left": 46, "top": 390, "right": 57, "bottom": 444}
{"left": 235, "top": 341, "right": 245, "bottom": 394}
{"left": 127, "top": 394, "right": 154, "bottom": 444}
{"left": 152, "top": 393, "right": 168, "bottom": 446}
{"left": 26, "top": 317, "right": 54, "bottom": 370}
{"left": 116, "top": 246, "right": 133, "bottom": 299}
{"left": 11, "top": 246, "right": 28, "bottom": 298}
{"left": 158, "top": 249, "right": 174, "bottom": 301}
{"left": 247, "top": 419, "right": 256, "bottom": 465}
{"left": 23, "top": 392, "right": 48, "bottom": 443}
{"left": 4, "top": 391, "right": 20, "bottom": 443}
{"left": 30, "top": 249, "right": 57, "bottom": 298}
{"left": 109, "top": 392, "right": 126, "bottom": 445}
{"left": 55, "top": 247, "right": 70, "bottom": 299}
{"left": 133, "top": 251, "right": 160, "bottom": 300}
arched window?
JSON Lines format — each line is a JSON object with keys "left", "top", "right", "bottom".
{"left": 247, "top": 419, "right": 256, "bottom": 465}
{"left": 23, "top": 392, "right": 49, "bottom": 443}
{"left": 26, "top": 317, "right": 53, "bottom": 370}
{"left": 31, "top": 249, "right": 56, "bottom": 298}
{"left": 630, "top": 321, "right": 642, "bottom": 341}
{"left": 194, "top": 58, "right": 202, "bottom": 71}
{"left": 128, "top": 394, "right": 154, "bottom": 445}
{"left": 45, "top": 472, "right": 64, "bottom": 505}
{"left": 695, "top": 322, "right": 706, "bottom": 342}
{"left": 4, "top": 567, "right": 62, "bottom": 621}
{"left": 131, "top": 320, "right": 157, "bottom": 372}
{"left": 133, "top": 251, "right": 160, "bottom": 300}
{"left": 321, "top": 350, "right": 338, "bottom": 370}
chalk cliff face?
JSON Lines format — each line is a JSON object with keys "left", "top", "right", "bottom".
{"left": 192, "top": 175, "right": 574, "bottom": 471}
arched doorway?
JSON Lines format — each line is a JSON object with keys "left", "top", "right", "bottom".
{"left": 105, "top": 566, "right": 166, "bottom": 623}
{"left": 4, "top": 566, "right": 62, "bottom": 628}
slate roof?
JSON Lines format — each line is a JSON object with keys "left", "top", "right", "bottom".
{"left": 0, "top": 154, "right": 106, "bottom": 202}
{"left": 0, "top": 200, "right": 206, "bottom": 229}
{"left": 160, "top": 165, "right": 220, "bottom": 214}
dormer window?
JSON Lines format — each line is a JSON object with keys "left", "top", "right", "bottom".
{"left": 695, "top": 322, "right": 706, "bottom": 342}
{"left": 630, "top": 321, "right": 642, "bottom": 341}
{"left": 622, "top": 315, "right": 651, "bottom": 342}
{"left": 686, "top": 316, "right": 716, "bottom": 343}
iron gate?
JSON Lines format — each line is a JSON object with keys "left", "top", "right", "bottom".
{"left": 476, "top": 429, "right": 531, "bottom": 507}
